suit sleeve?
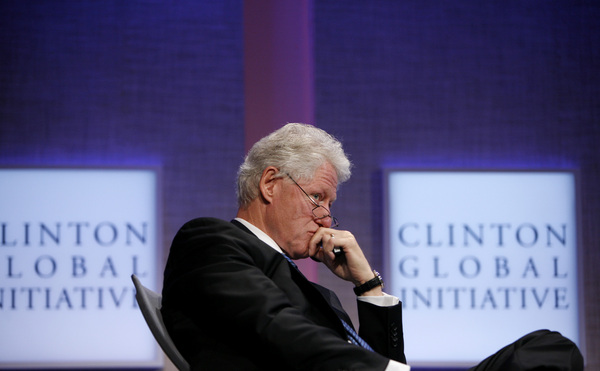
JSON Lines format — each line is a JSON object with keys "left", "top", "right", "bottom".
{"left": 357, "top": 299, "right": 406, "bottom": 364}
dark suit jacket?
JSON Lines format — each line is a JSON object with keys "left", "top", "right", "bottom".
{"left": 161, "top": 217, "right": 406, "bottom": 370}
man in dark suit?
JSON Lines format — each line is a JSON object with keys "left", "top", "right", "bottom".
{"left": 162, "top": 123, "right": 408, "bottom": 370}
{"left": 162, "top": 123, "right": 583, "bottom": 370}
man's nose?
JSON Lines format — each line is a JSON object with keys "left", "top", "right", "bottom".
{"left": 315, "top": 215, "right": 332, "bottom": 228}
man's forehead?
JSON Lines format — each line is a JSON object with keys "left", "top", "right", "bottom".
{"left": 307, "top": 164, "right": 338, "bottom": 198}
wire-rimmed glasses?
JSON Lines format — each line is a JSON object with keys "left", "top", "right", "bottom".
{"left": 286, "top": 173, "right": 339, "bottom": 228}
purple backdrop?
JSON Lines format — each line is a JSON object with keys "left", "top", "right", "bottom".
{"left": 0, "top": 0, "right": 244, "bottom": 249}
{"left": 1, "top": 0, "right": 598, "bottom": 368}
{"left": 314, "top": 1, "right": 599, "bottom": 368}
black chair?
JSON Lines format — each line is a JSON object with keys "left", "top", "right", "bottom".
{"left": 131, "top": 274, "right": 190, "bottom": 371}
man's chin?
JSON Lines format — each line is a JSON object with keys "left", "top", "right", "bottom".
{"left": 288, "top": 248, "right": 310, "bottom": 260}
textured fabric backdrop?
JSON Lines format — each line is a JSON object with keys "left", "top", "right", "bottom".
{"left": 314, "top": 1, "right": 599, "bottom": 368}
{"left": 1, "top": 0, "right": 598, "bottom": 369}
{"left": 0, "top": 0, "right": 244, "bottom": 254}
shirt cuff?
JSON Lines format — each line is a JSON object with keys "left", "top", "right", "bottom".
{"left": 386, "top": 359, "right": 411, "bottom": 371}
{"left": 356, "top": 292, "right": 399, "bottom": 307}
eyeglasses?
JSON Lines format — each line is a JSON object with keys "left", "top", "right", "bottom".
{"left": 286, "top": 173, "right": 339, "bottom": 228}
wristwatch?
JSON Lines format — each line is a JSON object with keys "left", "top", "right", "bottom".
{"left": 353, "top": 270, "right": 384, "bottom": 295}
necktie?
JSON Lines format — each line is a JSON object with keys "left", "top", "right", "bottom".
{"left": 281, "top": 253, "right": 374, "bottom": 351}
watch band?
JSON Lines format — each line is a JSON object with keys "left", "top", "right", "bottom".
{"left": 353, "top": 270, "right": 384, "bottom": 295}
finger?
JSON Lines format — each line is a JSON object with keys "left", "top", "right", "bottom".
{"left": 310, "top": 228, "right": 331, "bottom": 247}
{"left": 321, "top": 232, "right": 337, "bottom": 258}
{"left": 326, "top": 232, "right": 345, "bottom": 258}
{"left": 311, "top": 228, "right": 347, "bottom": 263}
{"left": 309, "top": 229, "right": 331, "bottom": 260}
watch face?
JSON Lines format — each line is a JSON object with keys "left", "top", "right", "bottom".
{"left": 373, "top": 270, "right": 383, "bottom": 285}
{"left": 375, "top": 271, "right": 384, "bottom": 288}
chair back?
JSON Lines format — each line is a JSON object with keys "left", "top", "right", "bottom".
{"left": 131, "top": 274, "right": 190, "bottom": 371}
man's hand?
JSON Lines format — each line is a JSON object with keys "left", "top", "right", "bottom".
{"left": 308, "top": 228, "right": 383, "bottom": 296}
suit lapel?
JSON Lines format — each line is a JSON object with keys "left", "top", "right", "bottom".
{"left": 231, "top": 220, "right": 350, "bottom": 336}
{"left": 281, "top": 256, "right": 350, "bottom": 335}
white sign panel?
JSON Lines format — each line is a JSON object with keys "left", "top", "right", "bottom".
{"left": 0, "top": 168, "right": 160, "bottom": 369}
{"left": 385, "top": 171, "right": 580, "bottom": 366}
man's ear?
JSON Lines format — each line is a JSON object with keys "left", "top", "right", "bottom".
{"left": 258, "top": 166, "right": 280, "bottom": 204}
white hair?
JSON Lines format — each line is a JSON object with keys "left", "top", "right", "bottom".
{"left": 236, "top": 123, "right": 352, "bottom": 208}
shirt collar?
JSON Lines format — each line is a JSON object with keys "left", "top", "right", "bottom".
{"left": 234, "top": 217, "right": 283, "bottom": 254}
